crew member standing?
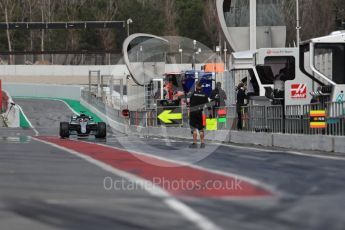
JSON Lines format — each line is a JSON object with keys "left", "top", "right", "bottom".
{"left": 236, "top": 82, "right": 247, "bottom": 130}
{"left": 210, "top": 82, "right": 227, "bottom": 117}
{"left": 189, "top": 82, "right": 211, "bottom": 148}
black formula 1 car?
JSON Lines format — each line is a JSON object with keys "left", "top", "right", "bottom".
{"left": 59, "top": 113, "right": 106, "bottom": 139}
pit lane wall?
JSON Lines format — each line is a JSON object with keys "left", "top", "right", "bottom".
{"left": 127, "top": 126, "right": 345, "bottom": 154}
{"left": 80, "top": 94, "right": 345, "bottom": 154}
{"left": 3, "top": 83, "right": 81, "bottom": 100}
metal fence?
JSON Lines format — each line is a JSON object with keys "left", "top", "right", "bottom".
{"left": 240, "top": 102, "right": 345, "bottom": 136}
{"left": 127, "top": 105, "right": 239, "bottom": 130}
{"left": 82, "top": 90, "right": 345, "bottom": 136}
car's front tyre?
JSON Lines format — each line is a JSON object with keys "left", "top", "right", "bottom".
{"left": 95, "top": 122, "right": 107, "bottom": 139}
{"left": 60, "top": 122, "right": 70, "bottom": 138}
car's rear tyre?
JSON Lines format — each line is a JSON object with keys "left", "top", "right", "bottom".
{"left": 60, "top": 122, "right": 70, "bottom": 138}
{"left": 95, "top": 122, "right": 106, "bottom": 139}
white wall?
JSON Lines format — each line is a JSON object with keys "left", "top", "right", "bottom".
{"left": 0, "top": 64, "right": 205, "bottom": 78}
{"left": 3, "top": 83, "right": 82, "bottom": 100}
{"left": 0, "top": 65, "right": 129, "bottom": 77}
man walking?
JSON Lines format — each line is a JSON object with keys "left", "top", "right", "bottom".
{"left": 188, "top": 82, "right": 211, "bottom": 148}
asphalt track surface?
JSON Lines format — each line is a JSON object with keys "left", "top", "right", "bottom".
{"left": 1, "top": 98, "right": 345, "bottom": 230}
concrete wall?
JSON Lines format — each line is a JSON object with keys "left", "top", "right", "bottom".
{"left": 125, "top": 124, "right": 342, "bottom": 154}
{"left": 230, "top": 131, "right": 273, "bottom": 147}
{"left": 131, "top": 127, "right": 344, "bottom": 154}
{"left": 272, "top": 134, "right": 333, "bottom": 152}
{"left": 3, "top": 83, "right": 82, "bottom": 100}
{"left": 0, "top": 65, "right": 127, "bottom": 77}
{"left": 0, "top": 64, "right": 204, "bottom": 78}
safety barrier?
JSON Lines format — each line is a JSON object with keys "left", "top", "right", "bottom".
{"left": 80, "top": 89, "right": 345, "bottom": 153}
{"left": 81, "top": 89, "right": 345, "bottom": 137}
{"left": 127, "top": 105, "right": 238, "bottom": 131}
{"left": 3, "top": 83, "right": 82, "bottom": 100}
{"left": 241, "top": 102, "right": 345, "bottom": 136}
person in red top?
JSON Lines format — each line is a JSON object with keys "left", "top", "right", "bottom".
{"left": 164, "top": 82, "right": 174, "bottom": 100}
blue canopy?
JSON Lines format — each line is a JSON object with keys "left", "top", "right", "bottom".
{"left": 182, "top": 70, "right": 214, "bottom": 96}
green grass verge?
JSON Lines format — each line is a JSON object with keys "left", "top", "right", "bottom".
{"left": 62, "top": 98, "right": 102, "bottom": 122}
{"left": 19, "top": 108, "right": 31, "bottom": 128}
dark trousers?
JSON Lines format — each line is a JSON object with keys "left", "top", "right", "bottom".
{"left": 236, "top": 104, "right": 243, "bottom": 130}
{"left": 237, "top": 112, "right": 242, "bottom": 130}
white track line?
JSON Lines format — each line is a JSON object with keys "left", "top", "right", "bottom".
{"left": 55, "top": 99, "right": 80, "bottom": 116}
{"left": 144, "top": 136, "right": 345, "bottom": 161}
{"left": 216, "top": 142, "right": 345, "bottom": 161}
{"left": 281, "top": 150, "right": 345, "bottom": 161}
{"left": 17, "top": 105, "right": 39, "bottom": 136}
{"left": 33, "top": 137, "right": 222, "bottom": 230}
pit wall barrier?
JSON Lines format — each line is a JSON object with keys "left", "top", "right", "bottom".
{"left": 1, "top": 90, "right": 20, "bottom": 127}
{"left": 80, "top": 91, "right": 345, "bottom": 154}
{"left": 0, "top": 65, "right": 119, "bottom": 77}
{"left": 125, "top": 126, "right": 344, "bottom": 153}
{"left": 3, "top": 83, "right": 82, "bottom": 100}
{"left": 0, "top": 64, "right": 200, "bottom": 78}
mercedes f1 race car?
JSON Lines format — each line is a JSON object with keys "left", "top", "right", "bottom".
{"left": 59, "top": 113, "right": 106, "bottom": 139}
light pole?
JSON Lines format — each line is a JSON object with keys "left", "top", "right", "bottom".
{"left": 127, "top": 18, "right": 133, "bottom": 37}
{"left": 179, "top": 46, "right": 183, "bottom": 64}
{"left": 296, "top": 0, "right": 301, "bottom": 47}
{"left": 192, "top": 40, "right": 197, "bottom": 70}
{"left": 137, "top": 45, "right": 143, "bottom": 62}
{"left": 224, "top": 42, "right": 228, "bottom": 71}
{"left": 215, "top": 46, "right": 221, "bottom": 82}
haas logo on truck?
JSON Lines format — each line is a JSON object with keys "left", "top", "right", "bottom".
{"left": 291, "top": 84, "right": 307, "bottom": 98}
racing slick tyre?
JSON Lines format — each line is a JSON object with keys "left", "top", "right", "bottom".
{"left": 60, "top": 122, "right": 70, "bottom": 138}
{"left": 95, "top": 122, "right": 107, "bottom": 139}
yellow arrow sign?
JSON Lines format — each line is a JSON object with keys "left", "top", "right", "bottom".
{"left": 158, "top": 110, "right": 182, "bottom": 124}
